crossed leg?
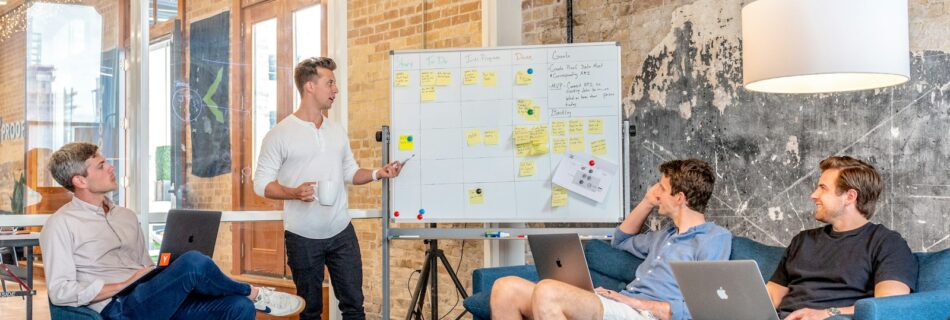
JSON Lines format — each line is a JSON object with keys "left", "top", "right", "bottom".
{"left": 490, "top": 277, "right": 603, "bottom": 320}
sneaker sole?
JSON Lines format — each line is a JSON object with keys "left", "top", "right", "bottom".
{"left": 262, "top": 296, "right": 306, "bottom": 317}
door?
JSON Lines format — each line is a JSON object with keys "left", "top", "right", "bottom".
{"left": 235, "top": 0, "right": 327, "bottom": 277}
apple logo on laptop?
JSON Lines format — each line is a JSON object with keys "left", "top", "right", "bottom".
{"left": 556, "top": 258, "right": 563, "bottom": 268}
{"left": 716, "top": 286, "right": 729, "bottom": 300}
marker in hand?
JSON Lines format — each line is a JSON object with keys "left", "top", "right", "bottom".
{"left": 401, "top": 154, "right": 416, "bottom": 166}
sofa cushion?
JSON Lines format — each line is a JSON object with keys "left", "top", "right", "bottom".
{"left": 914, "top": 247, "right": 950, "bottom": 292}
{"left": 463, "top": 291, "right": 491, "bottom": 320}
{"left": 584, "top": 240, "right": 644, "bottom": 284}
{"left": 729, "top": 236, "right": 786, "bottom": 281}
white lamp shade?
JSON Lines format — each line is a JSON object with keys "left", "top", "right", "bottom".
{"left": 741, "top": 0, "right": 909, "bottom": 94}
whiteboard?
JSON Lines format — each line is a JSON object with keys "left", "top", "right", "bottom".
{"left": 389, "top": 43, "right": 624, "bottom": 223}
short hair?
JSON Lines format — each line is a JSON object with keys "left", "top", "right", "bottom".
{"left": 294, "top": 57, "right": 337, "bottom": 95}
{"left": 47, "top": 142, "right": 99, "bottom": 192}
{"left": 818, "top": 156, "right": 882, "bottom": 219}
{"left": 659, "top": 159, "right": 716, "bottom": 213}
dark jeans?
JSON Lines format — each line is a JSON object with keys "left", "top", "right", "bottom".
{"left": 101, "top": 251, "right": 254, "bottom": 320}
{"left": 285, "top": 223, "right": 365, "bottom": 320}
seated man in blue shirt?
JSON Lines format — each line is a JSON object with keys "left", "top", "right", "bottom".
{"left": 490, "top": 159, "right": 732, "bottom": 320}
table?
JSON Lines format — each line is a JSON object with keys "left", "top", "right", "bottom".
{"left": 0, "top": 233, "right": 39, "bottom": 320}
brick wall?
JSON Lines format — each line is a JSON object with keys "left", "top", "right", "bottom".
{"left": 347, "top": 1, "right": 483, "bottom": 319}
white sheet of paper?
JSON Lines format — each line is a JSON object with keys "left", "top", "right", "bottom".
{"left": 551, "top": 152, "right": 618, "bottom": 203}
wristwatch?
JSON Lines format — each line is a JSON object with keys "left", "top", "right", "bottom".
{"left": 826, "top": 307, "right": 841, "bottom": 317}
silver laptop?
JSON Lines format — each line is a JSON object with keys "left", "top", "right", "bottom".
{"left": 527, "top": 233, "right": 594, "bottom": 291}
{"left": 670, "top": 260, "right": 779, "bottom": 320}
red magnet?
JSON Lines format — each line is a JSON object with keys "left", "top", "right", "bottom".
{"left": 417, "top": 214, "right": 423, "bottom": 220}
{"left": 394, "top": 211, "right": 400, "bottom": 217}
{"left": 589, "top": 160, "right": 596, "bottom": 166}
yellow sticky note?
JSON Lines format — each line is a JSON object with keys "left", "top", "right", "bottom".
{"left": 519, "top": 160, "right": 536, "bottom": 177}
{"left": 552, "top": 138, "right": 567, "bottom": 153}
{"left": 530, "top": 143, "right": 549, "bottom": 156}
{"left": 399, "top": 135, "right": 414, "bottom": 150}
{"left": 463, "top": 70, "right": 479, "bottom": 85}
{"left": 484, "top": 129, "right": 499, "bottom": 145}
{"left": 517, "top": 100, "right": 540, "bottom": 122}
{"left": 394, "top": 72, "right": 410, "bottom": 87}
{"left": 513, "top": 126, "right": 531, "bottom": 145}
{"left": 482, "top": 71, "right": 497, "bottom": 87}
{"left": 420, "top": 71, "right": 436, "bottom": 86}
{"left": 421, "top": 86, "right": 436, "bottom": 102}
{"left": 516, "top": 70, "right": 533, "bottom": 85}
{"left": 515, "top": 144, "right": 532, "bottom": 157}
{"left": 569, "top": 119, "right": 584, "bottom": 134}
{"left": 591, "top": 139, "right": 607, "bottom": 156}
{"left": 588, "top": 119, "right": 604, "bottom": 135}
{"left": 552, "top": 120, "right": 567, "bottom": 136}
{"left": 530, "top": 125, "right": 548, "bottom": 145}
{"left": 468, "top": 188, "right": 484, "bottom": 205}
{"left": 466, "top": 129, "right": 482, "bottom": 146}
{"left": 552, "top": 186, "right": 568, "bottom": 207}
{"left": 436, "top": 71, "right": 452, "bottom": 86}
{"left": 570, "top": 136, "right": 585, "bottom": 152}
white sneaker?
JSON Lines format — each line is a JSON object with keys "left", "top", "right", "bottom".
{"left": 254, "top": 287, "right": 305, "bottom": 316}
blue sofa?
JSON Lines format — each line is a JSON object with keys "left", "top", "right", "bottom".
{"left": 462, "top": 236, "right": 950, "bottom": 320}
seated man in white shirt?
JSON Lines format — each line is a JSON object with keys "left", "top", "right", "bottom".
{"left": 40, "top": 142, "right": 305, "bottom": 319}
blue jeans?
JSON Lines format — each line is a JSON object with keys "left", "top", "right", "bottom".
{"left": 285, "top": 223, "right": 365, "bottom": 320}
{"left": 101, "top": 251, "right": 255, "bottom": 320}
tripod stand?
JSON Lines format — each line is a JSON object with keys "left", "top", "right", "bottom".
{"left": 405, "top": 234, "right": 469, "bottom": 320}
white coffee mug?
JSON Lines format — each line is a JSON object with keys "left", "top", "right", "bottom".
{"left": 317, "top": 180, "right": 339, "bottom": 206}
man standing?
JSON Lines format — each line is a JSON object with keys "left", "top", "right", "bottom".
{"left": 767, "top": 156, "right": 917, "bottom": 320}
{"left": 41, "top": 142, "right": 304, "bottom": 319}
{"left": 254, "top": 57, "right": 402, "bottom": 320}
{"left": 490, "top": 159, "right": 732, "bottom": 320}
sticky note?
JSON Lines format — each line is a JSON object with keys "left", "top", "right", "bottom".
{"left": 516, "top": 70, "right": 533, "bottom": 85}
{"left": 591, "top": 139, "right": 607, "bottom": 155}
{"left": 468, "top": 188, "right": 484, "bottom": 205}
{"left": 482, "top": 71, "right": 497, "bottom": 87}
{"left": 394, "top": 72, "right": 410, "bottom": 87}
{"left": 399, "top": 135, "right": 414, "bottom": 150}
{"left": 552, "top": 138, "right": 567, "bottom": 153}
{"left": 515, "top": 144, "right": 532, "bottom": 157}
{"left": 552, "top": 186, "right": 568, "bottom": 207}
{"left": 421, "top": 86, "right": 436, "bottom": 102}
{"left": 436, "top": 71, "right": 452, "bottom": 86}
{"left": 513, "top": 126, "right": 531, "bottom": 145}
{"left": 588, "top": 118, "right": 604, "bottom": 135}
{"left": 570, "top": 136, "right": 585, "bottom": 152}
{"left": 530, "top": 144, "right": 549, "bottom": 156}
{"left": 484, "top": 129, "right": 499, "bottom": 145}
{"left": 519, "top": 160, "right": 536, "bottom": 177}
{"left": 466, "top": 129, "right": 482, "bottom": 146}
{"left": 569, "top": 119, "right": 584, "bottom": 134}
{"left": 530, "top": 125, "right": 548, "bottom": 145}
{"left": 552, "top": 120, "right": 567, "bottom": 136}
{"left": 420, "top": 71, "right": 436, "bottom": 86}
{"left": 463, "top": 70, "right": 479, "bottom": 85}
{"left": 516, "top": 100, "right": 540, "bottom": 122}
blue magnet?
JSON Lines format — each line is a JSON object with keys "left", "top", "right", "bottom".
{"left": 407, "top": 136, "right": 413, "bottom": 142}
{"left": 419, "top": 208, "right": 425, "bottom": 214}
{"left": 527, "top": 68, "right": 534, "bottom": 75}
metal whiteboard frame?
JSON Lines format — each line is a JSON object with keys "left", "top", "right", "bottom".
{"left": 388, "top": 42, "right": 625, "bottom": 223}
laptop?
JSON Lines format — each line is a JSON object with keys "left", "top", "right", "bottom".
{"left": 527, "top": 233, "right": 594, "bottom": 291}
{"left": 115, "top": 209, "right": 222, "bottom": 297}
{"left": 670, "top": 260, "right": 780, "bottom": 320}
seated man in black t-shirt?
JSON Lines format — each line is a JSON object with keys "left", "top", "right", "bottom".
{"left": 767, "top": 156, "right": 918, "bottom": 320}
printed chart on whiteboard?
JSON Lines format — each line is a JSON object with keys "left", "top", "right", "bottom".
{"left": 389, "top": 43, "right": 624, "bottom": 223}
